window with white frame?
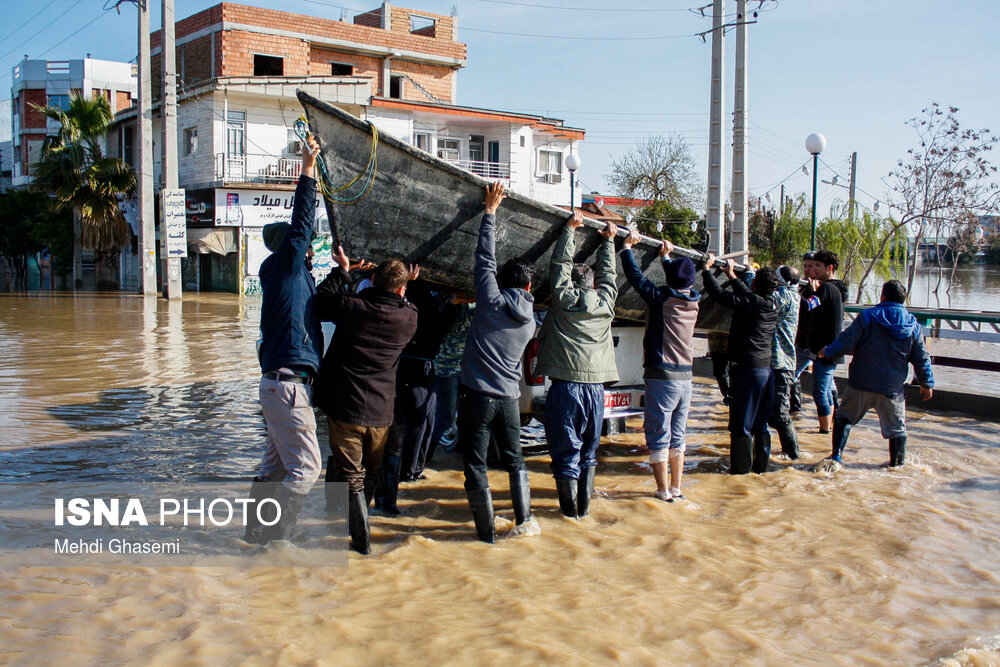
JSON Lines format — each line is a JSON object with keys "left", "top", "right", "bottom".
{"left": 413, "top": 132, "right": 431, "bottom": 152}
{"left": 286, "top": 128, "right": 302, "bottom": 154}
{"left": 538, "top": 149, "right": 563, "bottom": 183}
{"left": 183, "top": 127, "right": 198, "bottom": 155}
{"left": 437, "top": 138, "right": 460, "bottom": 162}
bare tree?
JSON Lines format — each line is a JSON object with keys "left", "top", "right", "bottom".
{"left": 854, "top": 104, "right": 999, "bottom": 303}
{"left": 888, "top": 104, "right": 999, "bottom": 296}
{"left": 605, "top": 135, "right": 704, "bottom": 211}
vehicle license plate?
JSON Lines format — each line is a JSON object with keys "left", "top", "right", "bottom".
{"left": 604, "top": 392, "right": 631, "bottom": 409}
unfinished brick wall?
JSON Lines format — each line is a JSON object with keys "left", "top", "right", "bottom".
{"left": 21, "top": 89, "right": 47, "bottom": 129}
{"left": 392, "top": 60, "right": 452, "bottom": 103}
{"left": 308, "top": 48, "right": 381, "bottom": 79}
{"left": 116, "top": 90, "right": 133, "bottom": 111}
{"left": 219, "top": 30, "right": 311, "bottom": 77}
{"left": 181, "top": 35, "right": 214, "bottom": 85}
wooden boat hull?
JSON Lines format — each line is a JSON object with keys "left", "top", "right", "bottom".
{"left": 298, "top": 90, "right": 732, "bottom": 328}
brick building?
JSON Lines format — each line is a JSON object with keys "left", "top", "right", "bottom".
{"left": 105, "top": 1, "right": 586, "bottom": 294}
{"left": 9, "top": 58, "right": 136, "bottom": 189}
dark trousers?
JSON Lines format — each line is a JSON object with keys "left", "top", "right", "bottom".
{"left": 544, "top": 380, "right": 605, "bottom": 480}
{"left": 458, "top": 387, "right": 524, "bottom": 492}
{"left": 712, "top": 354, "right": 730, "bottom": 401}
{"left": 398, "top": 358, "right": 438, "bottom": 480}
{"left": 729, "top": 365, "right": 774, "bottom": 438}
{"left": 768, "top": 368, "right": 799, "bottom": 458}
{"left": 432, "top": 374, "right": 460, "bottom": 451}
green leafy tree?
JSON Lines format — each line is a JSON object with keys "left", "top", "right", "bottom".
{"left": 31, "top": 93, "right": 135, "bottom": 289}
{"left": 0, "top": 190, "right": 72, "bottom": 289}
{"left": 748, "top": 194, "right": 811, "bottom": 267}
{"left": 630, "top": 200, "right": 705, "bottom": 251}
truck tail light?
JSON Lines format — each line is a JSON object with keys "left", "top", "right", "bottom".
{"left": 523, "top": 339, "right": 544, "bottom": 386}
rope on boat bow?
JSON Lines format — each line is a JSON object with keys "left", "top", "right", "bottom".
{"left": 294, "top": 115, "right": 379, "bottom": 205}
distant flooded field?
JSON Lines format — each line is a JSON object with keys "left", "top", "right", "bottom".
{"left": 0, "top": 292, "right": 998, "bottom": 665}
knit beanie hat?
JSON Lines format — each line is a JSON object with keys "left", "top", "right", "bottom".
{"left": 262, "top": 222, "right": 290, "bottom": 252}
{"left": 665, "top": 257, "right": 696, "bottom": 289}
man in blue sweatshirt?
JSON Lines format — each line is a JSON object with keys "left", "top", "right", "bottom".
{"left": 244, "top": 135, "right": 323, "bottom": 544}
{"left": 818, "top": 280, "right": 933, "bottom": 467}
{"left": 620, "top": 233, "right": 699, "bottom": 502}
{"left": 457, "top": 182, "right": 537, "bottom": 543}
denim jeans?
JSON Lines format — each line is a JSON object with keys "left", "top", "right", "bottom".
{"left": 728, "top": 365, "right": 774, "bottom": 438}
{"left": 644, "top": 379, "right": 692, "bottom": 453}
{"left": 812, "top": 357, "right": 839, "bottom": 417}
{"left": 432, "top": 374, "right": 460, "bottom": 450}
{"left": 457, "top": 387, "right": 524, "bottom": 492}
{"left": 544, "top": 380, "right": 605, "bottom": 480}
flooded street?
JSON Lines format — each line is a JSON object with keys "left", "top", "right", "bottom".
{"left": 1, "top": 292, "right": 999, "bottom": 665}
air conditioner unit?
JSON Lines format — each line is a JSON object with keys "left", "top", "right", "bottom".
{"left": 287, "top": 139, "right": 302, "bottom": 154}
{"left": 544, "top": 173, "right": 562, "bottom": 184}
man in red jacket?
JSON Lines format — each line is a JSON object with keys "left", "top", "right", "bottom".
{"left": 314, "top": 253, "right": 419, "bottom": 554}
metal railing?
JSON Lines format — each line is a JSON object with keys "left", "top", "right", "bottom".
{"left": 446, "top": 159, "right": 510, "bottom": 180}
{"left": 214, "top": 153, "right": 301, "bottom": 184}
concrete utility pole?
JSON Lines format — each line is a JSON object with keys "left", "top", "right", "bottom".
{"left": 730, "top": 0, "right": 748, "bottom": 257}
{"left": 848, "top": 151, "right": 857, "bottom": 224}
{"left": 161, "top": 0, "right": 182, "bottom": 299}
{"left": 705, "top": 0, "right": 725, "bottom": 254}
{"left": 138, "top": 0, "right": 157, "bottom": 295}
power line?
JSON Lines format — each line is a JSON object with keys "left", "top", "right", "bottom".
{"left": 460, "top": 25, "right": 704, "bottom": 40}
{"left": 478, "top": 0, "right": 700, "bottom": 12}
{"left": 0, "top": 0, "right": 60, "bottom": 47}
{"left": 0, "top": 0, "right": 87, "bottom": 61}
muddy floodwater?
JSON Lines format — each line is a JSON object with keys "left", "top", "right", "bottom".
{"left": 1, "top": 293, "right": 999, "bottom": 665}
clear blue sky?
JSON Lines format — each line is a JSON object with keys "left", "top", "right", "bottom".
{"left": 2, "top": 0, "right": 998, "bottom": 216}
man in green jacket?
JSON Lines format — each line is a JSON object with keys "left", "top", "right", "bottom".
{"left": 535, "top": 212, "right": 619, "bottom": 518}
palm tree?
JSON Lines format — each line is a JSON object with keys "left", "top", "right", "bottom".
{"left": 31, "top": 93, "right": 136, "bottom": 289}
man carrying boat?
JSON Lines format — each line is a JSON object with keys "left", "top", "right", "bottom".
{"left": 457, "top": 182, "right": 537, "bottom": 543}
{"left": 535, "top": 212, "right": 619, "bottom": 518}
{"left": 769, "top": 265, "right": 802, "bottom": 460}
{"left": 314, "top": 255, "right": 419, "bottom": 554}
{"left": 244, "top": 135, "right": 324, "bottom": 545}
{"left": 701, "top": 256, "right": 779, "bottom": 474}
{"left": 817, "top": 280, "right": 933, "bottom": 468}
{"left": 620, "top": 233, "right": 700, "bottom": 502}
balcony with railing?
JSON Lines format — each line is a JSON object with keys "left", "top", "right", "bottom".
{"left": 446, "top": 159, "right": 510, "bottom": 180}
{"left": 214, "top": 153, "right": 302, "bottom": 184}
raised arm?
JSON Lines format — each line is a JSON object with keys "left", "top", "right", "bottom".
{"left": 701, "top": 255, "right": 755, "bottom": 314}
{"left": 594, "top": 222, "right": 619, "bottom": 309}
{"left": 474, "top": 182, "right": 505, "bottom": 305}
{"left": 620, "top": 231, "right": 661, "bottom": 305}
{"left": 314, "top": 244, "right": 352, "bottom": 323}
{"left": 550, "top": 214, "right": 581, "bottom": 308}
{"left": 273, "top": 136, "right": 320, "bottom": 268}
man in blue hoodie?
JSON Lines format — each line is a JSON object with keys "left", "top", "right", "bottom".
{"left": 244, "top": 135, "right": 323, "bottom": 544}
{"left": 818, "top": 280, "right": 933, "bottom": 467}
{"left": 457, "top": 182, "right": 537, "bottom": 543}
{"left": 621, "top": 233, "right": 700, "bottom": 502}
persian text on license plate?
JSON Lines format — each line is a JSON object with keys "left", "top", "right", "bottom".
{"left": 604, "top": 392, "right": 631, "bottom": 409}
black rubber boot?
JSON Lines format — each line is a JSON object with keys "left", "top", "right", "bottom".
{"left": 265, "top": 484, "right": 306, "bottom": 543}
{"left": 751, "top": 431, "right": 772, "bottom": 474}
{"left": 577, "top": 466, "right": 596, "bottom": 518}
{"left": 831, "top": 416, "right": 852, "bottom": 462}
{"left": 243, "top": 476, "right": 274, "bottom": 544}
{"left": 373, "top": 454, "right": 401, "bottom": 516}
{"left": 466, "top": 488, "right": 496, "bottom": 544}
{"left": 509, "top": 469, "right": 532, "bottom": 526}
{"left": 348, "top": 490, "right": 371, "bottom": 555}
{"left": 555, "top": 478, "right": 578, "bottom": 518}
{"left": 729, "top": 436, "right": 754, "bottom": 474}
{"left": 773, "top": 420, "right": 799, "bottom": 460}
{"left": 888, "top": 436, "right": 907, "bottom": 467}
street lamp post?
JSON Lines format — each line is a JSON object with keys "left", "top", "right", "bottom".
{"left": 805, "top": 133, "right": 826, "bottom": 251}
{"left": 565, "top": 153, "right": 581, "bottom": 213}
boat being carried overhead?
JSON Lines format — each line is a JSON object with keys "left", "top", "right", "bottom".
{"left": 297, "top": 90, "right": 742, "bottom": 324}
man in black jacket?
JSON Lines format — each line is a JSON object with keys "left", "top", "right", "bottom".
{"left": 457, "top": 182, "right": 537, "bottom": 543}
{"left": 800, "top": 249, "right": 849, "bottom": 433}
{"left": 702, "top": 255, "right": 779, "bottom": 474}
{"left": 314, "top": 253, "right": 419, "bottom": 554}
{"left": 244, "top": 136, "right": 322, "bottom": 545}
